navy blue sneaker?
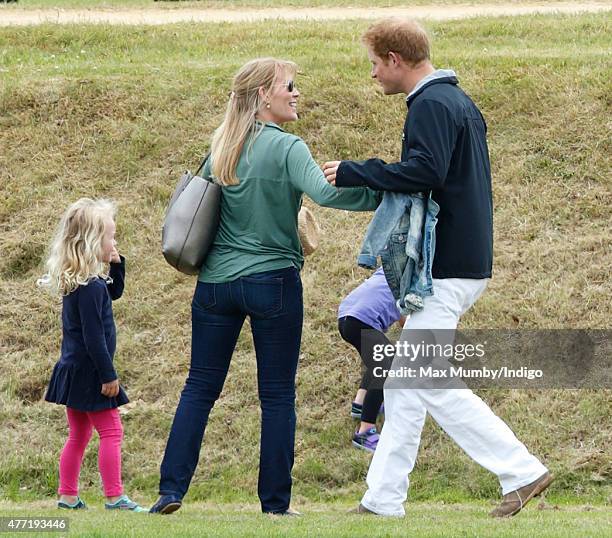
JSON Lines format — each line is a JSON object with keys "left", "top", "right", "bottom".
{"left": 149, "top": 494, "right": 182, "bottom": 515}
{"left": 265, "top": 507, "right": 301, "bottom": 517}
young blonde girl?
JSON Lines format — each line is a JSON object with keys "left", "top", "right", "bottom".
{"left": 40, "top": 198, "right": 146, "bottom": 512}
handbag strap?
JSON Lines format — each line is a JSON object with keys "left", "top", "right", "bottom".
{"left": 194, "top": 153, "right": 211, "bottom": 178}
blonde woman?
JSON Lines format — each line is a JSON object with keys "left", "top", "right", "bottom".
{"left": 151, "top": 58, "right": 380, "bottom": 515}
{"left": 41, "top": 198, "right": 147, "bottom": 512}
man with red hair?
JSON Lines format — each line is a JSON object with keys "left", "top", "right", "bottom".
{"left": 324, "top": 18, "right": 552, "bottom": 518}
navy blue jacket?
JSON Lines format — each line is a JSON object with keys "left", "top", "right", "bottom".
{"left": 336, "top": 76, "right": 493, "bottom": 279}
{"left": 45, "top": 257, "right": 129, "bottom": 412}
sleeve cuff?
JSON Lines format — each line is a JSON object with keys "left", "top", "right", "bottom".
{"left": 336, "top": 161, "right": 368, "bottom": 187}
{"left": 99, "top": 369, "right": 118, "bottom": 384}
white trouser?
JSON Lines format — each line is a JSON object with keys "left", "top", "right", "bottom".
{"left": 361, "top": 278, "right": 548, "bottom": 517}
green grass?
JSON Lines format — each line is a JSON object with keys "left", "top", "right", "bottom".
{"left": 0, "top": 0, "right": 581, "bottom": 10}
{"left": 1, "top": 502, "right": 611, "bottom": 537}
{"left": 0, "top": 11, "right": 610, "bottom": 514}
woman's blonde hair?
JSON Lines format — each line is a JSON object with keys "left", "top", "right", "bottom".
{"left": 211, "top": 57, "right": 297, "bottom": 186}
{"left": 38, "top": 198, "right": 116, "bottom": 296}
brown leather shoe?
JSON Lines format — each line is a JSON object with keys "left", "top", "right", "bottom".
{"left": 347, "top": 503, "right": 376, "bottom": 515}
{"left": 490, "top": 472, "right": 554, "bottom": 518}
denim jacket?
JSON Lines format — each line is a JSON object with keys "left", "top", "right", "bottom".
{"left": 357, "top": 192, "right": 439, "bottom": 314}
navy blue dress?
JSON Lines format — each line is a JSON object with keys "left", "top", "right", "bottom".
{"left": 45, "top": 257, "right": 129, "bottom": 412}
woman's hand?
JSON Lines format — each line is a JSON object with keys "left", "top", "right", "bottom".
{"left": 101, "top": 379, "right": 120, "bottom": 398}
{"left": 323, "top": 161, "right": 341, "bottom": 186}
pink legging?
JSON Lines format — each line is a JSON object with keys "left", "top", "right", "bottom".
{"left": 58, "top": 407, "right": 124, "bottom": 497}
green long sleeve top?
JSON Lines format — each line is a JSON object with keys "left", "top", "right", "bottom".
{"left": 198, "top": 122, "right": 380, "bottom": 283}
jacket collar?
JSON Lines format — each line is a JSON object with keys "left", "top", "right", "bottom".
{"left": 255, "top": 120, "right": 285, "bottom": 132}
{"left": 406, "top": 70, "right": 458, "bottom": 107}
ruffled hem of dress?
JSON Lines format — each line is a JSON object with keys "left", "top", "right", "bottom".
{"left": 45, "top": 362, "right": 129, "bottom": 411}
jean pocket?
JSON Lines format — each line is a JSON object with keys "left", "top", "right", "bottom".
{"left": 386, "top": 233, "right": 409, "bottom": 266}
{"left": 192, "top": 282, "right": 216, "bottom": 311}
{"left": 241, "top": 276, "right": 283, "bottom": 317}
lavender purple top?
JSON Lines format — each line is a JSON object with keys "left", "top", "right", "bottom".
{"left": 338, "top": 267, "right": 401, "bottom": 333}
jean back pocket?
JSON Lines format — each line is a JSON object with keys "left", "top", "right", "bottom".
{"left": 241, "top": 275, "right": 283, "bottom": 317}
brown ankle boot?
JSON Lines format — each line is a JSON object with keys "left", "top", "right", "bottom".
{"left": 490, "top": 472, "right": 554, "bottom": 518}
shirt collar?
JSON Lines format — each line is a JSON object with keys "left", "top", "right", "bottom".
{"left": 406, "top": 69, "right": 457, "bottom": 102}
{"left": 255, "top": 120, "right": 285, "bottom": 132}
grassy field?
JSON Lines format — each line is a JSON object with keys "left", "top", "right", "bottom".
{"left": 0, "top": 9, "right": 610, "bottom": 524}
{"left": 0, "top": 0, "right": 591, "bottom": 10}
{"left": 1, "top": 501, "right": 611, "bottom": 537}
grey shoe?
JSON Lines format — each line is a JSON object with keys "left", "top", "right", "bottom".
{"left": 266, "top": 507, "right": 302, "bottom": 516}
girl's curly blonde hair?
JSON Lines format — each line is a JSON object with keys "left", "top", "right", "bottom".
{"left": 38, "top": 198, "right": 116, "bottom": 296}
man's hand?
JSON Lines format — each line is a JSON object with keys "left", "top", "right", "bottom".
{"left": 323, "top": 161, "right": 341, "bottom": 186}
{"left": 101, "top": 379, "right": 120, "bottom": 398}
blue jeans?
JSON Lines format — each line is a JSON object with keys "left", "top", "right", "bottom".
{"left": 158, "top": 266, "right": 303, "bottom": 513}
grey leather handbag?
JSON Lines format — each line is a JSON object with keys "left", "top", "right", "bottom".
{"left": 162, "top": 154, "right": 221, "bottom": 275}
